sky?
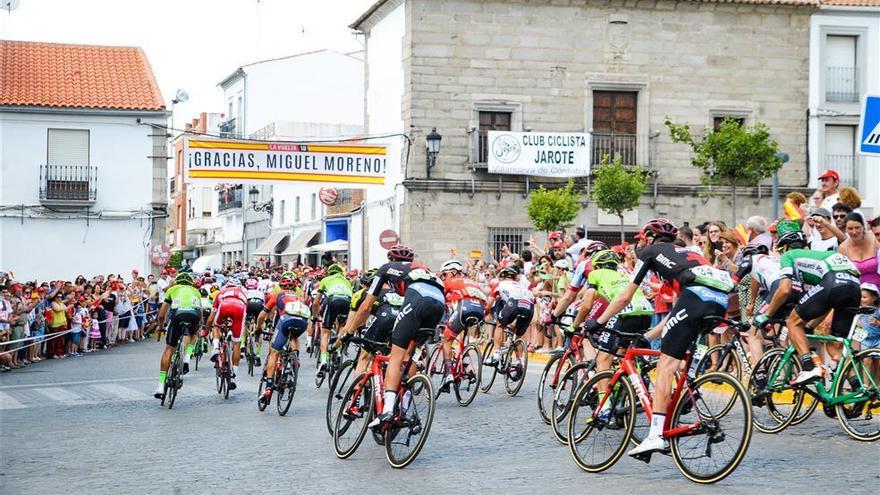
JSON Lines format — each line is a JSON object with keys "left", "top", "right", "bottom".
{"left": 0, "top": 0, "right": 376, "bottom": 125}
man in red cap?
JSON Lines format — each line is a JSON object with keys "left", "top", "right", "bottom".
{"left": 818, "top": 169, "right": 840, "bottom": 211}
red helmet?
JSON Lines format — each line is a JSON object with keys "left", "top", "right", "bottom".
{"left": 642, "top": 218, "right": 678, "bottom": 241}
{"left": 387, "top": 244, "right": 415, "bottom": 262}
{"left": 583, "top": 241, "right": 608, "bottom": 257}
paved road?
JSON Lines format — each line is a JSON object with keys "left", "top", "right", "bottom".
{"left": 1, "top": 340, "right": 878, "bottom": 494}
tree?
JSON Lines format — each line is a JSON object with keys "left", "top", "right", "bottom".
{"left": 665, "top": 117, "right": 782, "bottom": 224}
{"left": 526, "top": 179, "right": 582, "bottom": 236}
{"left": 592, "top": 155, "right": 648, "bottom": 242}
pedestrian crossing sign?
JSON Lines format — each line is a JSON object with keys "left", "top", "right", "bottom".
{"left": 859, "top": 94, "right": 880, "bottom": 156}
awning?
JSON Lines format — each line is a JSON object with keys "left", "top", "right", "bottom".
{"left": 304, "top": 239, "right": 348, "bottom": 254}
{"left": 252, "top": 231, "right": 289, "bottom": 256}
{"left": 281, "top": 228, "right": 320, "bottom": 257}
{"left": 191, "top": 254, "right": 222, "bottom": 274}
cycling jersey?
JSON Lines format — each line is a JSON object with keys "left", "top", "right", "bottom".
{"left": 265, "top": 291, "right": 311, "bottom": 319}
{"left": 318, "top": 274, "right": 353, "bottom": 298}
{"left": 163, "top": 285, "right": 202, "bottom": 310}
{"left": 779, "top": 249, "right": 859, "bottom": 287}
{"left": 631, "top": 243, "right": 735, "bottom": 294}
{"left": 351, "top": 287, "right": 403, "bottom": 313}
{"left": 369, "top": 261, "right": 445, "bottom": 298}
{"left": 371, "top": 261, "right": 446, "bottom": 348}
{"left": 492, "top": 280, "right": 535, "bottom": 336}
{"left": 587, "top": 268, "right": 652, "bottom": 317}
{"left": 734, "top": 253, "right": 784, "bottom": 292}
{"left": 443, "top": 276, "right": 488, "bottom": 304}
{"left": 568, "top": 260, "right": 592, "bottom": 292}
{"left": 212, "top": 287, "right": 248, "bottom": 341}
{"left": 491, "top": 279, "right": 535, "bottom": 304}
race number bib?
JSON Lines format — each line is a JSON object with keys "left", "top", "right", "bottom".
{"left": 466, "top": 286, "right": 488, "bottom": 301}
{"left": 383, "top": 293, "right": 404, "bottom": 307}
{"left": 851, "top": 326, "right": 868, "bottom": 343}
{"left": 284, "top": 301, "right": 309, "bottom": 318}
{"left": 689, "top": 265, "right": 735, "bottom": 292}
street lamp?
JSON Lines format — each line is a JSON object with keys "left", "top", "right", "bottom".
{"left": 243, "top": 186, "right": 274, "bottom": 265}
{"left": 249, "top": 186, "right": 259, "bottom": 207}
{"left": 425, "top": 128, "right": 441, "bottom": 179}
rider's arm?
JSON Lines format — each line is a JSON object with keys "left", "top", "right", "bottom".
{"left": 745, "top": 276, "right": 759, "bottom": 317}
{"left": 551, "top": 289, "right": 577, "bottom": 319}
{"left": 573, "top": 287, "right": 596, "bottom": 329}
{"left": 596, "top": 282, "right": 638, "bottom": 326}
{"left": 342, "top": 293, "right": 377, "bottom": 335}
{"left": 157, "top": 302, "right": 170, "bottom": 328}
{"left": 310, "top": 292, "right": 323, "bottom": 321}
{"left": 206, "top": 309, "right": 216, "bottom": 328}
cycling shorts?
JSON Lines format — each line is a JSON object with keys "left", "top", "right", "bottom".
{"left": 496, "top": 297, "right": 534, "bottom": 337}
{"left": 757, "top": 279, "right": 801, "bottom": 320}
{"left": 660, "top": 286, "right": 727, "bottom": 360}
{"left": 363, "top": 303, "right": 399, "bottom": 345}
{"left": 271, "top": 314, "right": 308, "bottom": 351}
{"left": 391, "top": 287, "right": 445, "bottom": 349}
{"left": 215, "top": 298, "right": 247, "bottom": 342}
{"left": 166, "top": 308, "right": 201, "bottom": 348}
{"left": 321, "top": 295, "right": 351, "bottom": 330}
{"left": 445, "top": 299, "right": 486, "bottom": 335}
{"left": 794, "top": 271, "right": 861, "bottom": 338}
{"left": 246, "top": 299, "right": 264, "bottom": 320}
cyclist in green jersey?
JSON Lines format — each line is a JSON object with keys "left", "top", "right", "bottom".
{"left": 758, "top": 231, "right": 861, "bottom": 385}
{"left": 153, "top": 272, "right": 202, "bottom": 399}
{"left": 310, "top": 263, "right": 353, "bottom": 379}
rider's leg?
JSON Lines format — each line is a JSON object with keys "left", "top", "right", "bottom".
{"left": 355, "top": 350, "right": 372, "bottom": 375}
{"left": 786, "top": 309, "right": 825, "bottom": 373}
{"left": 379, "top": 344, "right": 409, "bottom": 417}
{"left": 747, "top": 325, "right": 765, "bottom": 365}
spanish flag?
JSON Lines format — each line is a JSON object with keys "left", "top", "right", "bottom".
{"left": 733, "top": 224, "right": 751, "bottom": 245}
{"left": 783, "top": 200, "right": 805, "bottom": 221}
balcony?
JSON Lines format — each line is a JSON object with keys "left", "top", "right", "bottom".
{"left": 825, "top": 66, "right": 860, "bottom": 103}
{"left": 825, "top": 154, "right": 865, "bottom": 191}
{"left": 39, "top": 164, "right": 97, "bottom": 205}
{"left": 218, "top": 185, "right": 242, "bottom": 212}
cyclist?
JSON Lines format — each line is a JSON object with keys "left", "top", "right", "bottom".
{"left": 244, "top": 277, "right": 265, "bottom": 367}
{"left": 573, "top": 249, "right": 652, "bottom": 420}
{"left": 304, "top": 269, "right": 324, "bottom": 355}
{"left": 206, "top": 277, "right": 248, "bottom": 390}
{"left": 438, "top": 259, "right": 488, "bottom": 390}
{"left": 257, "top": 271, "right": 310, "bottom": 404}
{"left": 153, "top": 272, "right": 202, "bottom": 399}
{"left": 551, "top": 242, "right": 610, "bottom": 338}
{"left": 341, "top": 244, "right": 446, "bottom": 427}
{"left": 310, "top": 263, "right": 352, "bottom": 380}
{"left": 584, "top": 218, "right": 735, "bottom": 457}
{"left": 755, "top": 230, "right": 861, "bottom": 384}
{"left": 346, "top": 268, "right": 404, "bottom": 374}
{"left": 484, "top": 265, "right": 535, "bottom": 372}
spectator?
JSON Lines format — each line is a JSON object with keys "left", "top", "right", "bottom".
{"left": 838, "top": 186, "right": 862, "bottom": 211}
{"left": 693, "top": 222, "right": 709, "bottom": 250}
{"left": 702, "top": 221, "right": 727, "bottom": 264}
{"left": 48, "top": 291, "right": 68, "bottom": 359}
{"left": 832, "top": 203, "right": 853, "bottom": 231}
{"left": 817, "top": 169, "right": 841, "bottom": 211}
{"left": 839, "top": 212, "right": 880, "bottom": 287}
{"left": 0, "top": 287, "right": 14, "bottom": 367}
{"left": 677, "top": 225, "right": 702, "bottom": 254}
{"left": 746, "top": 215, "right": 772, "bottom": 251}
{"left": 857, "top": 283, "right": 880, "bottom": 350}
{"left": 871, "top": 217, "right": 880, "bottom": 244}
{"left": 806, "top": 207, "right": 843, "bottom": 251}
{"left": 809, "top": 188, "right": 825, "bottom": 208}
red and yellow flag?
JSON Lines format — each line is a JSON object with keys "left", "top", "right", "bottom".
{"left": 733, "top": 224, "right": 751, "bottom": 245}
{"left": 783, "top": 200, "right": 805, "bottom": 221}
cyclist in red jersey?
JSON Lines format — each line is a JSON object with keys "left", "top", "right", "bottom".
{"left": 206, "top": 277, "right": 248, "bottom": 390}
{"left": 257, "top": 272, "right": 310, "bottom": 402}
{"left": 438, "top": 259, "right": 489, "bottom": 390}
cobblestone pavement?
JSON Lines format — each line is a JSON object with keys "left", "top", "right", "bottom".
{"left": 1, "top": 340, "right": 878, "bottom": 494}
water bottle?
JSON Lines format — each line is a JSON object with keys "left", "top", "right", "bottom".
{"left": 687, "top": 344, "right": 708, "bottom": 379}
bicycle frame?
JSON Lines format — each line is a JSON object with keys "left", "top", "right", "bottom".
{"left": 549, "top": 334, "right": 588, "bottom": 385}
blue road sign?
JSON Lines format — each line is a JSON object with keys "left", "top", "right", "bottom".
{"left": 860, "top": 94, "right": 880, "bottom": 156}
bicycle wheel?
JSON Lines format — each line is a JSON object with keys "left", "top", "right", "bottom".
{"left": 695, "top": 344, "right": 741, "bottom": 382}
{"left": 333, "top": 373, "right": 373, "bottom": 459}
{"left": 257, "top": 371, "right": 269, "bottom": 412}
{"left": 746, "top": 348, "right": 802, "bottom": 434}
{"left": 215, "top": 353, "right": 223, "bottom": 393}
{"left": 166, "top": 356, "right": 179, "bottom": 409}
{"left": 834, "top": 349, "right": 880, "bottom": 441}
{"left": 539, "top": 353, "right": 573, "bottom": 424}
{"left": 504, "top": 339, "right": 528, "bottom": 397}
{"left": 454, "top": 344, "right": 482, "bottom": 407}
{"left": 567, "top": 370, "right": 635, "bottom": 472}
{"left": 669, "top": 372, "right": 752, "bottom": 484}
{"left": 480, "top": 341, "right": 497, "bottom": 393}
{"left": 327, "top": 359, "right": 356, "bottom": 435}
{"left": 277, "top": 360, "right": 298, "bottom": 416}
{"left": 315, "top": 360, "right": 326, "bottom": 389}
{"left": 223, "top": 345, "right": 232, "bottom": 399}
{"left": 426, "top": 345, "right": 446, "bottom": 399}
{"left": 551, "top": 361, "right": 593, "bottom": 445}
{"left": 385, "top": 374, "right": 435, "bottom": 468}
{"left": 193, "top": 339, "right": 202, "bottom": 371}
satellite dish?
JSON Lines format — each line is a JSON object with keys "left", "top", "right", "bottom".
{"left": 174, "top": 89, "right": 189, "bottom": 104}
{"left": 3, "top": 0, "right": 21, "bottom": 12}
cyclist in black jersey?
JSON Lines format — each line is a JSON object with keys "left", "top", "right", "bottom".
{"left": 583, "top": 218, "right": 735, "bottom": 458}
{"left": 340, "top": 244, "right": 446, "bottom": 427}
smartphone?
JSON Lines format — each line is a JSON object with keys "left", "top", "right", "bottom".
{"left": 713, "top": 240, "right": 724, "bottom": 251}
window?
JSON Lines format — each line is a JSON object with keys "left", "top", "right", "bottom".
{"left": 188, "top": 199, "right": 193, "bottom": 219}
{"left": 487, "top": 227, "right": 530, "bottom": 261}
{"left": 43, "top": 129, "right": 94, "bottom": 201}
{"left": 201, "top": 187, "right": 212, "bottom": 217}
{"left": 477, "top": 111, "right": 511, "bottom": 164}
{"left": 295, "top": 196, "right": 301, "bottom": 222}
{"left": 712, "top": 116, "right": 745, "bottom": 132}
{"left": 237, "top": 95, "right": 244, "bottom": 135}
{"left": 592, "top": 91, "right": 638, "bottom": 166}
{"left": 825, "top": 125, "right": 859, "bottom": 189}
{"left": 825, "top": 35, "right": 858, "bottom": 102}
{"left": 338, "top": 189, "right": 352, "bottom": 205}
{"left": 279, "top": 200, "right": 286, "bottom": 225}
{"left": 310, "top": 193, "right": 317, "bottom": 220}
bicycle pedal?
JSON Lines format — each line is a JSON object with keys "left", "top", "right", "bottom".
{"left": 631, "top": 452, "right": 653, "bottom": 464}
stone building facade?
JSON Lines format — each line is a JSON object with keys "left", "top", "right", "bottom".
{"left": 353, "top": 0, "right": 817, "bottom": 267}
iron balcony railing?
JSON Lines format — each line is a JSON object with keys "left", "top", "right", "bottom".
{"left": 39, "top": 164, "right": 97, "bottom": 203}
{"left": 218, "top": 184, "right": 243, "bottom": 211}
{"left": 826, "top": 66, "right": 860, "bottom": 103}
{"left": 824, "top": 154, "right": 863, "bottom": 191}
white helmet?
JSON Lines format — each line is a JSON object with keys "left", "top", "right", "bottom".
{"left": 225, "top": 277, "right": 242, "bottom": 288}
{"left": 440, "top": 259, "right": 464, "bottom": 273}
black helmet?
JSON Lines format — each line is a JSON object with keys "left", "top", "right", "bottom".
{"left": 498, "top": 265, "right": 521, "bottom": 279}
{"left": 775, "top": 231, "right": 807, "bottom": 251}
{"left": 741, "top": 243, "right": 770, "bottom": 258}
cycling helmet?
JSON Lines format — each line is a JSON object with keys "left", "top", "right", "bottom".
{"left": 327, "top": 263, "right": 345, "bottom": 276}
{"left": 775, "top": 231, "right": 807, "bottom": 251}
{"left": 590, "top": 249, "right": 621, "bottom": 269}
{"left": 279, "top": 273, "right": 298, "bottom": 290}
{"left": 642, "top": 218, "right": 678, "bottom": 241}
{"left": 440, "top": 259, "right": 464, "bottom": 274}
{"left": 175, "top": 272, "right": 195, "bottom": 286}
{"left": 498, "top": 265, "right": 521, "bottom": 279}
{"left": 225, "top": 277, "right": 242, "bottom": 287}
{"left": 583, "top": 241, "right": 608, "bottom": 257}
{"left": 245, "top": 278, "right": 258, "bottom": 290}
{"left": 741, "top": 243, "right": 770, "bottom": 258}
{"left": 387, "top": 244, "right": 415, "bottom": 262}
{"left": 360, "top": 268, "right": 378, "bottom": 288}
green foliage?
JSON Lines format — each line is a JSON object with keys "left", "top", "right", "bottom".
{"left": 591, "top": 155, "right": 648, "bottom": 219}
{"left": 665, "top": 117, "right": 782, "bottom": 188}
{"left": 526, "top": 180, "right": 582, "bottom": 233}
{"left": 168, "top": 250, "right": 183, "bottom": 269}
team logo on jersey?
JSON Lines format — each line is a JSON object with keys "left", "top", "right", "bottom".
{"left": 663, "top": 308, "right": 688, "bottom": 333}
{"left": 657, "top": 253, "right": 677, "bottom": 269}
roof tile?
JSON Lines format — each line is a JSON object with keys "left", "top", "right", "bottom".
{"left": 0, "top": 40, "right": 165, "bottom": 111}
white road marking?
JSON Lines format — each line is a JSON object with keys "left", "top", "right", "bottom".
{"left": 0, "top": 391, "right": 27, "bottom": 410}
{"left": 0, "top": 376, "right": 153, "bottom": 390}
{"left": 32, "top": 387, "right": 84, "bottom": 404}
{"left": 90, "top": 383, "right": 143, "bottom": 401}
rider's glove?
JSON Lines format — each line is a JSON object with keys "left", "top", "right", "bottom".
{"left": 582, "top": 319, "right": 601, "bottom": 334}
{"left": 753, "top": 313, "right": 769, "bottom": 329}
{"left": 340, "top": 333, "right": 352, "bottom": 344}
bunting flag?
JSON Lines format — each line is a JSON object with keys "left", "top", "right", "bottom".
{"left": 783, "top": 200, "right": 805, "bottom": 221}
